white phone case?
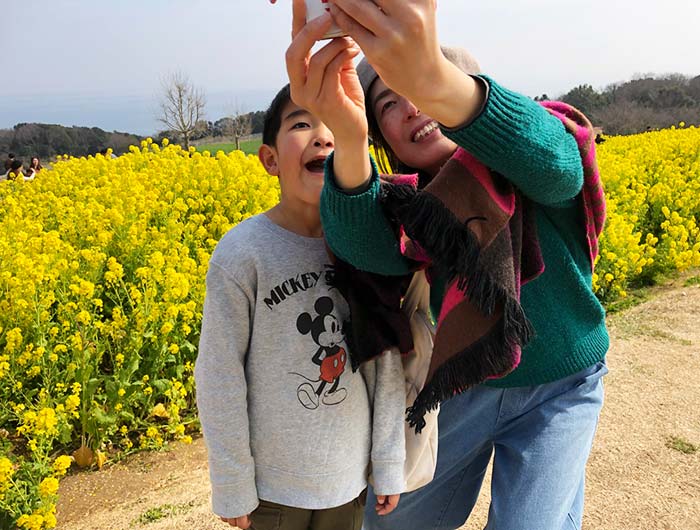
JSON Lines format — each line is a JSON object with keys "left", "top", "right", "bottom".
{"left": 305, "top": 0, "right": 346, "bottom": 39}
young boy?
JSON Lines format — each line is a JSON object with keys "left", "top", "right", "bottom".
{"left": 195, "top": 84, "right": 406, "bottom": 530}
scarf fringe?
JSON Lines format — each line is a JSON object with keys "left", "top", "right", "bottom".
{"left": 406, "top": 298, "right": 532, "bottom": 433}
{"left": 382, "top": 184, "right": 481, "bottom": 291}
{"left": 383, "top": 183, "right": 515, "bottom": 318}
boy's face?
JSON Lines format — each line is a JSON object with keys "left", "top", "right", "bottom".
{"left": 259, "top": 100, "right": 334, "bottom": 207}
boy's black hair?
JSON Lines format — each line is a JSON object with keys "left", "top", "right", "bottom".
{"left": 262, "top": 84, "right": 292, "bottom": 148}
{"left": 10, "top": 159, "right": 23, "bottom": 171}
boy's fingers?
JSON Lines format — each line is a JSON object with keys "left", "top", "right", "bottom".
{"left": 388, "top": 494, "right": 400, "bottom": 508}
{"left": 306, "top": 38, "right": 358, "bottom": 100}
{"left": 286, "top": 13, "right": 334, "bottom": 91}
{"left": 321, "top": 45, "right": 361, "bottom": 90}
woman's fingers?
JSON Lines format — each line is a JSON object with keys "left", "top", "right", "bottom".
{"left": 328, "top": 4, "right": 376, "bottom": 48}
{"left": 330, "top": 0, "right": 388, "bottom": 37}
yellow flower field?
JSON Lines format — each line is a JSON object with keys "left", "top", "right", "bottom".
{"left": 0, "top": 127, "right": 699, "bottom": 528}
{"left": 0, "top": 140, "right": 279, "bottom": 528}
{"left": 594, "top": 125, "right": 700, "bottom": 300}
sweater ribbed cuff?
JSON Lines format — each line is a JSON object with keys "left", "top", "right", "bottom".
{"left": 211, "top": 478, "right": 259, "bottom": 519}
{"left": 441, "top": 75, "right": 536, "bottom": 162}
{"left": 321, "top": 153, "right": 412, "bottom": 276}
{"left": 371, "top": 460, "right": 406, "bottom": 496}
{"left": 322, "top": 151, "right": 382, "bottom": 221}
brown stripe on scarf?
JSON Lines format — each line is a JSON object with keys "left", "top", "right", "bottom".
{"left": 380, "top": 149, "right": 539, "bottom": 431}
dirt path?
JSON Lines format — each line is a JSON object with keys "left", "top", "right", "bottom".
{"left": 56, "top": 278, "right": 700, "bottom": 530}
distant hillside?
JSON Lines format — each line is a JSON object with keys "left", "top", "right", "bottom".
{"left": 0, "top": 123, "right": 142, "bottom": 159}
{"left": 550, "top": 74, "right": 700, "bottom": 135}
{"left": 4, "top": 73, "right": 699, "bottom": 158}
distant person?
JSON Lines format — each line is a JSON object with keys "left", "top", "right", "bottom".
{"left": 24, "top": 157, "right": 42, "bottom": 181}
{"left": 3, "top": 153, "right": 16, "bottom": 174}
{"left": 99, "top": 147, "right": 118, "bottom": 159}
{"left": 6, "top": 159, "right": 24, "bottom": 181}
{"left": 30, "top": 157, "right": 42, "bottom": 173}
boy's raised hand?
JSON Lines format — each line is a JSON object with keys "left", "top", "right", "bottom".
{"left": 285, "top": 0, "right": 372, "bottom": 189}
{"left": 286, "top": 0, "right": 366, "bottom": 145}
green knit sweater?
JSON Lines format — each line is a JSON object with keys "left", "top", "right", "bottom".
{"left": 320, "top": 76, "right": 609, "bottom": 388}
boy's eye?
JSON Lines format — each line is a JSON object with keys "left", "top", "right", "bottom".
{"left": 291, "top": 121, "right": 310, "bottom": 130}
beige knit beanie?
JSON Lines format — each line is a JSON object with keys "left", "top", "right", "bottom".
{"left": 357, "top": 46, "right": 481, "bottom": 98}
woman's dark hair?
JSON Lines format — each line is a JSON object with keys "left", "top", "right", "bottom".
{"left": 365, "top": 84, "right": 400, "bottom": 175}
{"left": 365, "top": 81, "right": 431, "bottom": 187}
{"left": 262, "top": 84, "right": 292, "bottom": 148}
{"left": 31, "top": 157, "right": 42, "bottom": 170}
{"left": 10, "top": 159, "right": 23, "bottom": 172}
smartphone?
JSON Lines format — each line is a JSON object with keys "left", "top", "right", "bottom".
{"left": 305, "top": 0, "right": 346, "bottom": 39}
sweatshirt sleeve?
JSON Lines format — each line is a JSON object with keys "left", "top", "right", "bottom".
{"left": 360, "top": 350, "right": 407, "bottom": 495}
{"left": 195, "top": 261, "right": 258, "bottom": 519}
{"left": 442, "top": 76, "right": 584, "bottom": 206}
{"left": 320, "top": 153, "right": 413, "bottom": 276}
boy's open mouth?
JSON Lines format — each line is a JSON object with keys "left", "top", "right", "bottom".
{"left": 304, "top": 157, "right": 327, "bottom": 173}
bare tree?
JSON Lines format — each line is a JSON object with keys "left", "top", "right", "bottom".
{"left": 224, "top": 102, "right": 253, "bottom": 151}
{"left": 158, "top": 72, "right": 206, "bottom": 150}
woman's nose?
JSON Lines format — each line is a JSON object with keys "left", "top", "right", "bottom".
{"left": 403, "top": 99, "right": 421, "bottom": 121}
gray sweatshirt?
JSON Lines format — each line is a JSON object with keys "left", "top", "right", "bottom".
{"left": 195, "top": 214, "right": 406, "bottom": 519}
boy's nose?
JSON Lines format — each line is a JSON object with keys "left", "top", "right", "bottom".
{"left": 313, "top": 136, "right": 334, "bottom": 148}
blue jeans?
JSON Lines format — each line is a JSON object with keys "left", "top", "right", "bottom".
{"left": 364, "top": 361, "right": 607, "bottom": 530}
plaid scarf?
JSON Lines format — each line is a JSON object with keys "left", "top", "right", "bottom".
{"left": 331, "top": 102, "right": 605, "bottom": 432}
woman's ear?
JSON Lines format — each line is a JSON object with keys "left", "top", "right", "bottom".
{"left": 258, "top": 144, "right": 280, "bottom": 176}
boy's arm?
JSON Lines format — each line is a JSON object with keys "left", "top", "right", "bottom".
{"left": 321, "top": 154, "right": 414, "bottom": 276}
{"left": 286, "top": 7, "right": 370, "bottom": 187}
{"left": 360, "top": 350, "right": 406, "bottom": 496}
{"left": 442, "top": 76, "right": 584, "bottom": 206}
{"left": 195, "top": 262, "right": 258, "bottom": 520}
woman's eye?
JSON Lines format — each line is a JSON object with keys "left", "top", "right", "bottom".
{"left": 380, "top": 100, "right": 396, "bottom": 115}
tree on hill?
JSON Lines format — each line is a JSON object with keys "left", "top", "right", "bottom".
{"left": 158, "top": 72, "right": 206, "bottom": 151}
{"left": 223, "top": 103, "right": 253, "bottom": 151}
{"left": 557, "top": 74, "right": 700, "bottom": 134}
{"left": 561, "top": 84, "right": 609, "bottom": 116}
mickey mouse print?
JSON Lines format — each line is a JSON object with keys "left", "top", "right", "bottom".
{"left": 293, "top": 296, "right": 348, "bottom": 410}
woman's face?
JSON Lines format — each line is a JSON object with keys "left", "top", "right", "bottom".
{"left": 369, "top": 78, "right": 457, "bottom": 176}
{"left": 31, "top": 157, "right": 38, "bottom": 167}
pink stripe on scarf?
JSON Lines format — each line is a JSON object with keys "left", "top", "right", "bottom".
{"left": 454, "top": 148, "right": 516, "bottom": 215}
{"left": 540, "top": 101, "right": 606, "bottom": 271}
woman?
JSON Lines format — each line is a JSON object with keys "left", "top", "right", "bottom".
{"left": 284, "top": 1, "right": 609, "bottom": 528}
{"left": 24, "top": 157, "right": 42, "bottom": 181}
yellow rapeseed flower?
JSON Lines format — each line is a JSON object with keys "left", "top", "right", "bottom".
{"left": 38, "top": 477, "right": 59, "bottom": 498}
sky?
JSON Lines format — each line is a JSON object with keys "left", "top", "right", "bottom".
{"left": 1, "top": 0, "right": 699, "bottom": 136}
